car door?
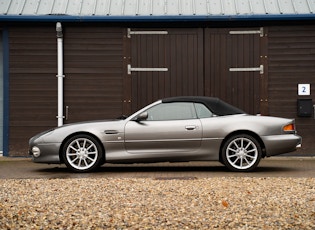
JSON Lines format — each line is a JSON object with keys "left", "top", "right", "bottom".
{"left": 124, "top": 102, "right": 202, "bottom": 158}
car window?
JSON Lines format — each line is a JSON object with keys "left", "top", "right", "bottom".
{"left": 146, "top": 102, "right": 197, "bottom": 121}
{"left": 194, "top": 103, "right": 213, "bottom": 118}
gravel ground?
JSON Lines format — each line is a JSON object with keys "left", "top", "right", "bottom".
{"left": 0, "top": 177, "right": 314, "bottom": 229}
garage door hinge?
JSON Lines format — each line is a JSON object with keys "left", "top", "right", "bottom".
{"left": 229, "top": 65, "right": 264, "bottom": 74}
{"left": 127, "top": 64, "right": 168, "bottom": 75}
{"left": 229, "top": 27, "right": 264, "bottom": 37}
{"left": 127, "top": 28, "right": 168, "bottom": 38}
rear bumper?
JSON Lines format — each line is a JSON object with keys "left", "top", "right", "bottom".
{"left": 262, "top": 134, "right": 302, "bottom": 157}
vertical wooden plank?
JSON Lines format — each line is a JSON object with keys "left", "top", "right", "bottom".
{"left": 197, "top": 28, "right": 204, "bottom": 94}
{"left": 260, "top": 27, "right": 269, "bottom": 115}
{"left": 123, "top": 28, "right": 132, "bottom": 116}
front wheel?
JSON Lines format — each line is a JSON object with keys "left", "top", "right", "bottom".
{"left": 221, "top": 134, "right": 262, "bottom": 172}
{"left": 62, "top": 134, "right": 103, "bottom": 172}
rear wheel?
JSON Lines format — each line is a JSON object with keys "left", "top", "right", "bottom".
{"left": 62, "top": 134, "right": 103, "bottom": 172}
{"left": 221, "top": 134, "right": 262, "bottom": 172}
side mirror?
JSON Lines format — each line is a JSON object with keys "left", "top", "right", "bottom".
{"left": 135, "top": 112, "right": 148, "bottom": 122}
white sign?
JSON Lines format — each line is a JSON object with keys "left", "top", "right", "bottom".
{"left": 298, "top": 84, "right": 311, "bottom": 96}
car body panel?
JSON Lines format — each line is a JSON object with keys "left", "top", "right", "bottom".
{"left": 29, "top": 97, "right": 302, "bottom": 170}
{"left": 124, "top": 119, "right": 202, "bottom": 153}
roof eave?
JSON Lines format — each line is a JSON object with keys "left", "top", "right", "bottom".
{"left": 0, "top": 14, "right": 314, "bottom": 23}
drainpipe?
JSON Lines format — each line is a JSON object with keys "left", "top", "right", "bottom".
{"left": 56, "top": 22, "right": 64, "bottom": 127}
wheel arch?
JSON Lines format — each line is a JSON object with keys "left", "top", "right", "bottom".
{"left": 59, "top": 132, "right": 105, "bottom": 164}
{"left": 219, "top": 130, "right": 266, "bottom": 163}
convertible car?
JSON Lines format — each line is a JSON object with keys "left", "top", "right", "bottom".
{"left": 29, "top": 96, "right": 301, "bottom": 172}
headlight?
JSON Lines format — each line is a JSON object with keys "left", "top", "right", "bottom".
{"left": 32, "top": 146, "right": 41, "bottom": 157}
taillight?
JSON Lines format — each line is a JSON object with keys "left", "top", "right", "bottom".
{"left": 283, "top": 123, "right": 295, "bottom": 132}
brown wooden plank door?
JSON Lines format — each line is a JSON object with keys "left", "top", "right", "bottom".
{"left": 63, "top": 27, "right": 125, "bottom": 123}
{"left": 204, "top": 28, "right": 266, "bottom": 115}
{"left": 127, "top": 28, "right": 204, "bottom": 113}
{"left": 9, "top": 27, "right": 57, "bottom": 155}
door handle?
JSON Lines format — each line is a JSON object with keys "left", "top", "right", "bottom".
{"left": 185, "top": 125, "right": 196, "bottom": 130}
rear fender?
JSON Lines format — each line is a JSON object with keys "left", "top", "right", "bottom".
{"left": 219, "top": 130, "right": 267, "bottom": 163}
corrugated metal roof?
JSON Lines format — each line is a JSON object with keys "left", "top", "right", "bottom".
{"left": 0, "top": 0, "right": 314, "bottom": 21}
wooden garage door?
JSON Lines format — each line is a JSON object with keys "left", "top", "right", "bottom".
{"left": 204, "top": 28, "right": 268, "bottom": 115}
{"left": 126, "top": 28, "right": 204, "bottom": 113}
{"left": 64, "top": 27, "right": 124, "bottom": 123}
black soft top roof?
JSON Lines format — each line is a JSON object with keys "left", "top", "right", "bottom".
{"left": 162, "top": 96, "right": 245, "bottom": 116}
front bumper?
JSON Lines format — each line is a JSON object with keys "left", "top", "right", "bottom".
{"left": 29, "top": 143, "right": 62, "bottom": 164}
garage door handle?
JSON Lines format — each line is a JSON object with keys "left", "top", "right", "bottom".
{"left": 65, "top": 106, "right": 69, "bottom": 120}
{"left": 185, "top": 125, "right": 196, "bottom": 130}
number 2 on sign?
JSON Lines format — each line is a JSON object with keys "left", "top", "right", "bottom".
{"left": 302, "top": 87, "right": 306, "bottom": 93}
{"left": 298, "top": 84, "right": 310, "bottom": 96}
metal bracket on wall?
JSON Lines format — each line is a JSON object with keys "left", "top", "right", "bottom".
{"left": 229, "top": 65, "right": 264, "bottom": 74}
{"left": 127, "top": 28, "right": 168, "bottom": 38}
{"left": 229, "top": 27, "right": 264, "bottom": 37}
{"left": 127, "top": 64, "right": 168, "bottom": 75}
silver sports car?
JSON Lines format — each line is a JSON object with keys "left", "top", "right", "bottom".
{"left": 29, "top": 96, "right": 301, "bottom": 172}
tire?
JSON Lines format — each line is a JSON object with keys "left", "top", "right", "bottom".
{"left": 62, "top": 134, "right": 103, "bottom": 172}
{"left": 221, "top": 134, "right": 262, "bottom": 172}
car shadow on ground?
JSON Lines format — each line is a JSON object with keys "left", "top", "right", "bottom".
{"left": 32, "top": 163, "right": 297, "bottom": 179}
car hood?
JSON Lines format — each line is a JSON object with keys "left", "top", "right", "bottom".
{"left": 30, "top": 119, "right": 126, "bottom": 144}
{"left": 59, "top": 119, "right": 121, "bottom": 127}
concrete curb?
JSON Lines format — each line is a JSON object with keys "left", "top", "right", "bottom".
{"left": 0, "top": 156, "right": 32, "bottom": 161}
